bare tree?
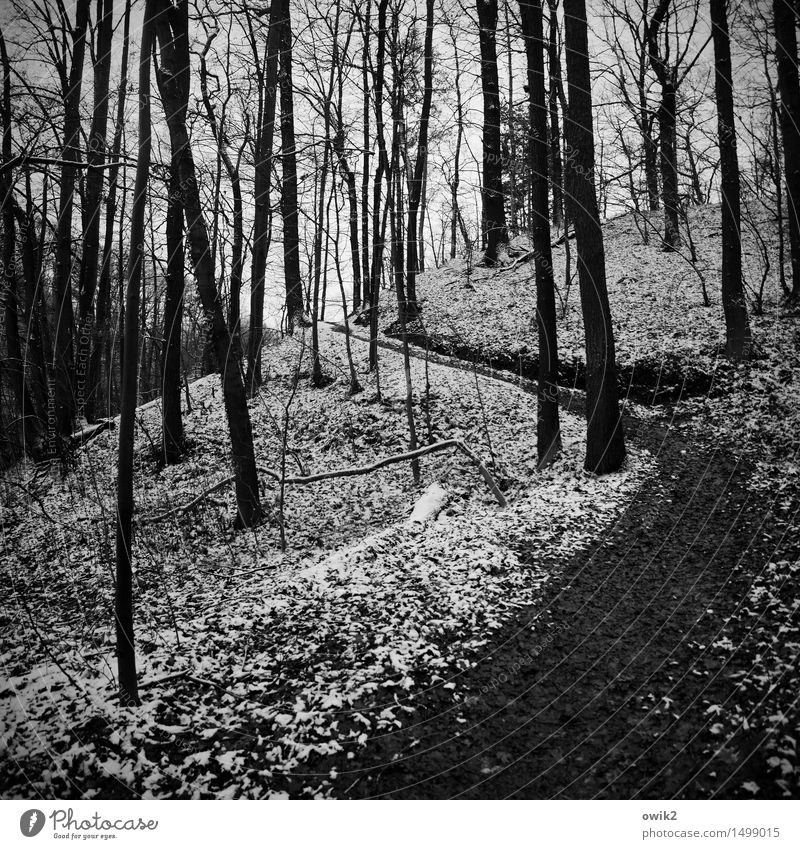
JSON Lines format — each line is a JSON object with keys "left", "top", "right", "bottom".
{"left": 476, "top": 0, "right": 509, "bottom": 262}
{"left": 520, "top": 0, "right": 561, "bottom": 467}
{"left": 563, "top": 0, "right": 626, "bottom": 473}
{"left": 245, "top": 0, "right": 281, "bottom": 392}
{"left": 114, "top": 0, "right": 157, "bottom": 707}
{"left": 647, "top": 0, "right": 709, "bottom": 251}
{"left": 710, "top": 0, "right": 750, "bottom": 358}
{"left": 406, "top": 0, "right": 434, "bottom": 312}
{"left": 76, "top": 0, "right": 114, "bottom": 424}
{"left": 277, "top": 0, "right": 305, "bottom": 332}
{"left": 52, "top": 0, "right": 91, "bottom": 437}
{"left": 0, "top": 28, "right": 39, "bottom": 454}
{"left": 774, "top": 0, "right": 800, "bottom": 305}
{"left": 154, "top": 0, "right": 262, "bottom": 527}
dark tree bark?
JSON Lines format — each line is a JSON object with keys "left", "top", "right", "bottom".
{"left": 405, "top": 0, "right": 434, "bottom": 315}
{"left": 448, "top": 16, "right": 467, "bottom": 258}
{"left": 199, "top": 34, "right": 244, "bottom": 349}
{"left": 332, "top": 128, "right": 362, "bottom": 316}
{"left": 114, "top": 0, "right": 156, "bottom": 707}
{"left": 368, "top": 0, "right": 390, "bottom": 371}
{"left": 546, "top": 0, "right": 564, "bottom": 231}
{"left": 775, "top": 0, "right": 800, "bottom": 304}
{"left": 476, "top": 0, "right": 508, "bottom": 262}
{"left": 76, "top": 0, "right": 114, "bottom": 423}
{"left": 331, "top": 17, "right": 362, "bottom": 318}
{"left": 277, "top": 0, "right": 305, "bottom": 332}
{"left": 710, "top": 0, "right": 750, "bottom": 358}
{"left": 160, "top": 161, "right": 184, "bottom": 464}
{"left": 90, "top": 0, "right": 131, "bottom": 421}
{"left": 311, "top": 139, "right": 330, "bottom": 385}
{"left": 0, "top": 29, "right": 39, "bottom": 454}
{"left": 359, "top": 5, "right": 371, "bottom": 311}
{"left": 770, "top": 82, "right": 789, "bottom": 297}
{"left": 643, "top": 114, "right": 660, "bottom": 212}
{"left": 52, "top": 0, "right": 91, "bottom": 437}
{"left": 246, "top": 0, "right": 281, "bottom": 392}
{"left": 154, "top": 0, "right": 262, "bottom": 527}
{"left": 520, "top": 0, "right": 562, "bottom": 467}
{"left": 647, "top": 0, "right": 681, "bottom": 250}
{"left": 563, "top": 0, "right": 626, "bottom": 473}
{"left": 17, "top": 172, "right": 51, "bottom": 425}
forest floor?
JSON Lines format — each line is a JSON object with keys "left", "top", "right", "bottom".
{"left": 1, "top": 202, "right": 799, "bottom": 799}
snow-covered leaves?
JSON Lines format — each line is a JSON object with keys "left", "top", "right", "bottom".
{"left": 0, "top": 327, "right": 649, "bottom": 798}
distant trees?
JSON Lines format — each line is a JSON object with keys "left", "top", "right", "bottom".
{"left": 600, "top": 0, "right": 660, "bottom": 215}
{"left": 0, "top": 0, "right": 790, "bottom": 475}
{"left": 563, "top": 0, "right": 626, "bottom": 472}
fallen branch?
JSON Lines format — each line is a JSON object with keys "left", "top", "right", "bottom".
{"left": 497, "top": 249, "right": 535, "bottom": 274}
{"left": 551, "top": 230, "right": 575, "bottom": 247}
{"left": 146, "top": 439, "right": 507, "bottom": 522}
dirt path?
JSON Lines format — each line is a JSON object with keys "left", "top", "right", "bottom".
{"left": 301, "top": 325, "right": 793, "bottom": 799}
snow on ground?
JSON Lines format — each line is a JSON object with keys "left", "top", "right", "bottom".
{"left": 391, "top": 201, "right": 788, "bottom": 381}
{"left": 0, "top": 327, "right": 653, "bottom": 798}
{"left": 375, "top": 200, "right": 800, "bottom": 797}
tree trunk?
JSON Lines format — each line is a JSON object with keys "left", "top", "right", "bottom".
{"left": 18, "top": 171, "right": 51, "bottom": 426}
{"left": 76, "top": 0, "right": 113, "bottom": 424}
{"left": 198, "top": 35, "right": 244, "bottom": 348}
{"left": 449, "top": 18, "right": 466, "bottom": 259}
{"left": 710, "top": 0, "right": 750, "bottom": 359}
{"left": 114, "top": 0, "right": 155, "bottom": 707}
{"left": 648, "top": 0, "right": 681, "bottom": 250}
{"left": 368, "top": 0, "right": 390, "bottom": 370}
{"left": 520, "top": 0, "right": 562, "bottom": 467}
{"left": 775, "top": 0, "right": 800, "bottom": 304}
{"left": 278, "top": 0, "right": 305, "bottom": 332}
{"left": 154, "top": 0, "right": 262, "bottom": 527}
{"left": 359, "top": 5, "right": 371, "bottom": 310}
{"left": 476, "top": 0, "right": 508, "bottom": 262}
{"left": 311, "top": 140, "right": 329, "bottom": 385}
{"left": 90, "top": 0, "right": 131, "bottom": 422}
{"left": 52, "top": 0, "right": 91, "bottom": 438}
{"left": 405, "top": 0, "right": 433, "bottom": 316}
{"left": 641, "top": 95, "right": 660, "bottom": 212}
{"left": 332, "top": 120, "right": 362, "bottom": 317}
{"left": 161, "top": 162, "right": 184, "bottom": 464}
{"left": 563, "top": 0, "right": 626, "bottom": 473}
{"left": 505, "top": 0, "right": 518, "bottom": 234}
{"left": 547, "top": 0, "right": 564, "bottom": 231}
{"left": 770, "top": 83, "right": 789, "bottom": 297}
{"left": 0, "top": 30, "right": 39, "bottom": 456}
{"left": 245, "top": 0, "right": 281, "bottom": 391}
